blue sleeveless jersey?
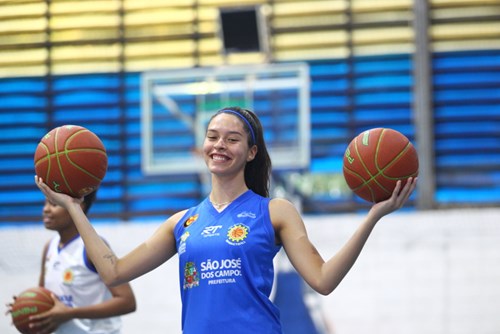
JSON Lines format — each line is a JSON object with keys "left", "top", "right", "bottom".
{"left": 174, "top": 190, "right": 283, "bottom": 333}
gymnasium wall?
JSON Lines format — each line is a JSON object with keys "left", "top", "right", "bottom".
{"left": 1, "top": 0, "right": 499, "bottom": 224}
{"left": 1, "top": 208, "right": 500, "bottom": 334}
{"left": 1, "top": 2, "right": 499, "bottom": 333}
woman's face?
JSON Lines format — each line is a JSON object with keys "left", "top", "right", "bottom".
{"left": 203, "top": 113, "right": 257, "bottom": 177}
{"left": 42, "top": 199, "right": 73, "bottom": 232}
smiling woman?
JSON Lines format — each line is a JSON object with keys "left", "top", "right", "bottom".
{"left": 34, "top": 106, "right": 416, "bottom": 334}
{"left": 1, "top": 1, "right": 500, "bottom": 333}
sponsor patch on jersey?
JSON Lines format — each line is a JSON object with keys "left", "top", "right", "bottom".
{"left": 178, "top": 231, "right": 190, "bottom": 255}
{"left": 183, "top": 214, "right": 199, "bottom": 228}
{"left": 200, "top": 257, "right": 242, "bottom": 285}
{"left": 236, "top": 211, "right": 256, "bottom": 219}
{"left": 59, "top": 294, "right": 74, "bottom": 307}
{"left": 51, "top": 259, "right": 60, "bottom": 270}
{"left": 226, "top": 224, "right": 250, "bottom": 246}
{"left": 201, "top": 225, "right": 223, "bottom": 238}
{"left": 62, "top": 268, "right": 74, "bottom": 285}
{"left": 183, "top": 262, "right": 200, "bottom": 289}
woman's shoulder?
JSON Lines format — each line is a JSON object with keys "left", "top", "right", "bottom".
{"left": 269, "top": 197, "right": 295, "bottom": 208}
{"left": 165, "top": 209, "right": 189, "bottom": 226}
{"left": 269, "top": 197, "right": 300, "bottom": 222}
{"left": 171, "top": 209, "right": 190, "bottom": 221}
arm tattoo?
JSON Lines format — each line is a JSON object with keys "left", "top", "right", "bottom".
{"left": 103, "top": 253, "right": 118, "bottom": 265}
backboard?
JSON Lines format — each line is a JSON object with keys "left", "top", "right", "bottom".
{"left": 141, "top": 62, "right": 310, "bottom": 175}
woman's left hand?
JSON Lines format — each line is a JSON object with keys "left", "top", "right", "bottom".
{"left": 369, "top": 177, "right": 418, "bottom": 221}
{"left": 27, "top": 294, "right": 70, "bottom": 334}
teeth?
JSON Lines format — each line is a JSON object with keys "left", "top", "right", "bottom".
{"left": 213, "top": 155, "right": 227, "bottom": 161}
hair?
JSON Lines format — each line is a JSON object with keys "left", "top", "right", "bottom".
{"left": 82, "top": 190, "right": 97, "bottom": 214}
{"left": 212, "top": 107, "right": 272, "bottom": 197}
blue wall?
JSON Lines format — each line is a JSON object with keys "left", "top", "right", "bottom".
{"left": 1, "top": 50, "right": 499, "bottom": 224}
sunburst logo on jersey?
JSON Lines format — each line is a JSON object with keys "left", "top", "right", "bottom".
{"left": 183, "top": 214, "right": 199, "bottom": 228}
{"left": 227, "top": 224, "right": 249, "bottom": 243}
{"left": 62, "top": 268, "right": 74, "bottom": 285}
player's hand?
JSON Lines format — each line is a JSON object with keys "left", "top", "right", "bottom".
{"left": 34, "top": 176, "right": 83, "bottom": 209}
{"left": 4, "top": 295, "right": 16, "bottom": 317}
{"left": 368, "top": 177, "right": 418, "bottom": 221}
{"left": 28, "top": 294, "right": 70, "bottom": 334}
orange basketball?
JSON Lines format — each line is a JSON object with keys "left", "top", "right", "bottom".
{"left": 343, "top": 128, "right": 419, "bottom": 203}
{"left": 11, "top": 287, "right": 55, "bottom": 334}
{"left": 34, "top": 125, "right": 108, "bottom": 198}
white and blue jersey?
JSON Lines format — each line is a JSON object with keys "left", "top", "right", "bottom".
{"left": 174, "top": 190, "right": 283, "bottom": 334}
{"left": 44, "top": 235, "right": 122, "bottom": 334}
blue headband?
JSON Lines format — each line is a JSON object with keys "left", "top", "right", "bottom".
{"left": 219, "top": 109, "right": 256, "bottom": 145}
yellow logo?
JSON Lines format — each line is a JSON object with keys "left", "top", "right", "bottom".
{"left": 180, "top": 231, "right": 190, "bottom": 242}
{"left": 183, "top": 214, "right": 199, "bottom": 228}
{"left": 227, "top": 224, "right": 249, "bottom": 243}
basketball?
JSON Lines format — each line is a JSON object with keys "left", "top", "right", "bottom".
{"left": 34, "top": 125, "right": 108, "bottom": 198}
{"left": 11, "top": 287, "right": 55, "bottom": 334}
{"left": 343, "top": 128, "right": 419, "bottom": 203}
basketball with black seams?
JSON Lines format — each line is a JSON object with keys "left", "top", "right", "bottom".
{"left": 11, "top": 287, "right": 55, "bottom": 334}
{"left": 34, "top": 125, "right": 108, "bottom": 198}
{"left": 343, "top": 128, "right": 419, "bottom": 203}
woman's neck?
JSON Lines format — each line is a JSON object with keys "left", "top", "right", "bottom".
{"left": 209, "top": 187, "right": 248, "bottom": 202}
{"left": 58, "top": 226, "right": 79, "bottom": 246}
{"left": 209, "top": 175, "right": 248, "bottom": 201}
{"left": 208, "top": 187, "right": 248, "bottom": 211}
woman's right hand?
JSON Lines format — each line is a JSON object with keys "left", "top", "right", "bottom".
{"left": 34, "top": 176, "right": 83, "bottom": 209}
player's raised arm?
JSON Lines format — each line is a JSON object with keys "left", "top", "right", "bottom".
{"left": 35, "top": 175, "right": 179, "bottom": 286}
{"left": 273, "top": 177, "right": 417, "bottom": 295}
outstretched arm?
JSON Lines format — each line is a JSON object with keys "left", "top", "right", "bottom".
{"left": 273, "top": 177, "right": 417, "bottom": 295}
{"left": 35, "top": 176, "right": 181, "bottom": 287}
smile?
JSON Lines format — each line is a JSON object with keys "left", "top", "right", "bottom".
{"left": 212, "top": 154, "right": 229, "bottom": 161}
